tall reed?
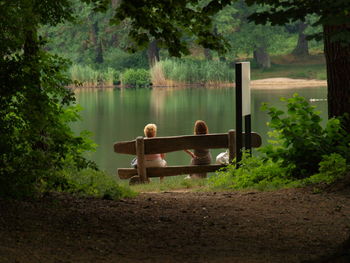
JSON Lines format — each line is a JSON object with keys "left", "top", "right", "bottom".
{"left": 69, "top": 64, "right": 119, "bottom": 87}
{"left": 151, "top": 58, "right": 234, "bottom": 86}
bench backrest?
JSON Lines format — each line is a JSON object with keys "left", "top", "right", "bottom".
{"left": 114, "top": 130, "right": 261, "bottom": 155}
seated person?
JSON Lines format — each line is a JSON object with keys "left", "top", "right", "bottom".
{"left": 184, "top": 120, "right": 212, "bottom": 179}
{"left": 143, "top": 123, "right": 167, "bottom": 182}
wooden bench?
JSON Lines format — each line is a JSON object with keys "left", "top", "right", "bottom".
{"left": 113, "top": 130, "right": 262, "bottom": 184}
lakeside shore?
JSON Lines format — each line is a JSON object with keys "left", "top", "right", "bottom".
{"left": 69, "top": 77, "right": 327, "bottom": 90}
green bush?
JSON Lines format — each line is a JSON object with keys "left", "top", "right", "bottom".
{"left": 0, "top": 47, "right": 102, "bottom": 199}
{"left": 208, "top": 94, "right": 350, "bottom": 192}
{"left": 104, "top": 49, "right": 149, "bottom": 71}
{"left": 208, "top": 154, "right": 292, "bottom": 190}
{"left": 121, "top": 68, "right": 150, "bottom": 87}
{"left": 37, "top": 106, "right": 135, "bottom": 200}
{"left": 44, "top": 168, "right": 136, "bottom": 200}
{"left": 303, "top": 153, "right": 348, "bottom": 185}
{"left": 209, "top": 152, "right": 349, "bottom": 191}
{"left": 260, "top": 93, "right": 350, "bottom": 178}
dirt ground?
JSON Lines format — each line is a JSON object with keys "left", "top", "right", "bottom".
{"left": 1, "top": 185, "right": 350, "bottom": 263}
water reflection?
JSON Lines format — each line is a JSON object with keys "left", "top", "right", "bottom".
{"left": 71, "top": 86, "right": 327, "bottom": 174}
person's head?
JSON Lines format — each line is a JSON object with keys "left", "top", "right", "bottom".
{"left": 144, "top": 123, "right": 157, "bottom": 138}
{"left": 194, "top": 120, "right": 208, "bottom": 135}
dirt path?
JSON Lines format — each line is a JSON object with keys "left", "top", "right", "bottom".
{"left": 1, "top": 187, "right": 350, "bottom": 263}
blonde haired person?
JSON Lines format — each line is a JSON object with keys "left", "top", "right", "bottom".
{"left": 143, "top": 123, "right": 166, "bottom": 182}
{"left": 184, "top": 120, "right": 212, "bottom": 179}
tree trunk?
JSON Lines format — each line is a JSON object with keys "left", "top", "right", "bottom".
{"left": 24, "top": 29, "right": 39, "bottom": 61}
{"left": 292, "top": 22, "right": 309, "bottom": 57}
{"left": 110, "top": 33, "right": 118, "bottom": 47}
{"left": 147, "top": 40, "right": 160, "bottom": 67}
{"left": 89, "top": 20, "right": 98, "bottom": 46}
{"left": 323, "top": 24, "right": 350, "bottom": 132}
{"left": 95, "top": 40, "right": 104, "bottom": 64}
{"left": 254, "top": 47, "right": 271, "bottom": 69}
{"left": 204, "top": 48, "right": 212, "bottom": 60}
{"left": 89, "top": 20, "right": 103, "bottom": 64}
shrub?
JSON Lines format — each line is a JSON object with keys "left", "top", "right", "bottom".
{"left": 121, "top": 68, "right": 150, "bottom": 87}
{"left": 208, "top": 94, "right": 350, "bottom": 192}
{"left": 208, "top": 153, "right": 292, "bottom": 190}
{"left": 209, "top": 152, "right": 349, "bottom": 191}
{"left": 0, "top": 53, "right": 101, "bottom": 199}
{"left": 44, "top": 168, "right": 136, "bottom": 200}
{"left": 303, "top": 153, "right": 348, "bottom": 185}
{"left": 260, "top": 93, "right": 350, "bottom": 178}
{"left": 104, "top": 49, "right": 149, "bottom": 71}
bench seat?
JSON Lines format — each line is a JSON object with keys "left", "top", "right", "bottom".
{"left": 118, "top": 164, "right": 226, "bottom": 179}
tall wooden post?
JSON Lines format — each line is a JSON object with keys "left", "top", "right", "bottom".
{"left": 245, "top": 115, "right": 252, "bottom": 154}
{"left": 242, "top": 62, "right": 252, "bottom": 155}
{"left": 235, "top": 63, "right": 243, "bottom": 167}
{"left": 228, "top": 129, "right": 236, "bottom": 163}
{"left": 235, "top": 62, "right": 251, "bottom": 167}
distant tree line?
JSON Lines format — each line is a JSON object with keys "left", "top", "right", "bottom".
{"left": 41, "top": 0, "right": 323, "bottom": 70}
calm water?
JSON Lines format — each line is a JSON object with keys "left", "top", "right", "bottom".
{"left": 71, "top": 86, "right": 327, "bottom": 174}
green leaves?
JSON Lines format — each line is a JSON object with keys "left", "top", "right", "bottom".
{"left": 210, "top": 94, "right": 350, "bottom": 191}
{"left": 110, "top": 0, "right": 230, "bottom": 56}
{"left": 246, "top": 0, "right": 350, "bottom": 44}
{"left": 260, "top": 93, "right": 350, "bottom": 178}
{"left": 0, "top": 0, "right": 104, "bottom": 199}
{"left": 120, "top": 68, "right": 151, "bottom": 88}
{"left": 209, "top": 152, "right": 292, "bottom": 190}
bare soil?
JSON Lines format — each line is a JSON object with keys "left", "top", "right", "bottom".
{"left": 1, "top": 186, "right": 350, "bottom": 263}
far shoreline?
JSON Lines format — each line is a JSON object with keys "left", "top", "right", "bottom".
{"left": 69, "top": 77, "right": 327, "bottom": 90}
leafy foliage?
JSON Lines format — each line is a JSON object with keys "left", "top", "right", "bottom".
{"left": 213, "top": 1, "right": 296, "bottom": 60}
{"left": 208, "top": 154, "right": 292, "bottom": 190}
{"left": 121, "top": 69, "right": 151, "bottom": 88}
{"left": 209, "top": 95, "right": 350, "bottom": 191}
{"left": 44, "top": 168, "right": 136, "bottom": 200}
{"left": 209, "top": 152, "right": 349, "bottom": 191}
{"left": 304, "top": 153, "right": 348, "bottom": 185}
{"left": 245, "top": 0, "right": 350, "bottom": 42}
{"left": 110, "top": 0, "right": 231, "bottom": 57}
{"left": 0, "top": 0, "right": 124, "bottom": 199}
{"left": 260, "top": 94, "right": 350, "bottom": 178}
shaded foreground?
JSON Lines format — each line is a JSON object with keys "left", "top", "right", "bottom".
{"left": 1, "top": 187, "right": 350, "bottom": 263}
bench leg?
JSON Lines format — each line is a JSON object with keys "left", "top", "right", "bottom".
{"left": 136, "top": 137, "right": 148, "bottom": 183}
{"left": 129, "top": 175, "right": 151, "bottom": 185}
{"left": 129, "top": 176, "right": 141, "bottom": 185}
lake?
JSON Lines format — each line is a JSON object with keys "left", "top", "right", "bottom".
{"left": 71, "top": 86, "right": 327, "bottom": 174}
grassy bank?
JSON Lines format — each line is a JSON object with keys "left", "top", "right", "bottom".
{"left": 251, "top": 54, "right": 326, "bottom": 80}
{"left": 69, "top": 54, "right": 326, "bottom": 88}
